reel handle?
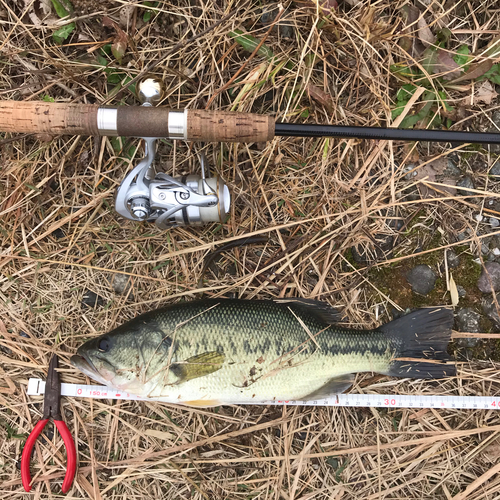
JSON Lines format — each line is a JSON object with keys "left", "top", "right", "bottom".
{"left": 0, "top": 101, "right": 275, "bottom": 143}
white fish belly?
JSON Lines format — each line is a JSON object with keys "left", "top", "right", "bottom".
{"left": 150, "top": 351, "right": 391, "bottom": 404}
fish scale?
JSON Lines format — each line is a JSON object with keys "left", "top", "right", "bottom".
{"left": 71, "top": 299, "right": 455, "bottom": 406}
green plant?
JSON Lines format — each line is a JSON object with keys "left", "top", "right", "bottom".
{"left": 51, "top": 0, "right": 75, "bottom": 44}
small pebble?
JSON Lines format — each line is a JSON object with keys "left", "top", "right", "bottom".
{"left": 406, "top": 265, "right": 436, "bottom": 295}
{"left": 455, "top": 308, "right": 481, "bottom": 333}
{"left": 403, "top": 164, "right": 417, "bottom": 181}
{"left": 457, "top": 176, "right": 475, "bottom": 197}
{"left": 52, "top": 228, "right": 65, "bottom": 240}
{"left": 493, "top": 248, "right": 500, "bottom": 256}
{"left": 444, "top": 158, "right": 461, "bottom": 177}
{"left": 457, "top": 285, "right": 466, "bottom": 298}
{"left": 351, "top": 234, "right": 394, "bottom": 264}
{"left": 481, "top": 243, "right": 490, "bottom": 255}
{"left": 490, "top": 160, "right": 500, "bottom": 178}
{"left": 490, "top": 218, "right": 500, "bottom": 228}
{"left": 0, "top": 345, "right": 12, "bottom": 355}
{"left": 482, "top": 295, "right": 500, "bottom": 326}
{"left": 475, "top": 214, "right": 484, "bottom": 222}
{"left": 477, "top": 262, "right": 500, "bottom": 293}
{"left": 446, "top": 250, "right": 460, "bottom": 269}
{"left": 82, "top": 290, "right": 104, "bottom": 309}
{"left": 111, "top": 273, "right": 133, "bottom": 296}
{"left": 455, "top": 308, "right": 481, "bottom": 348}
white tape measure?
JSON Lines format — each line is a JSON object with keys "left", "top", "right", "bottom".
{"left": 27, "top": 378, "right": 499, "bottom": 409}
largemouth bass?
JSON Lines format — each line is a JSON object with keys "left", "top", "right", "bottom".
{"left": 71, "top": 299, "right": 455, "bottom": 406}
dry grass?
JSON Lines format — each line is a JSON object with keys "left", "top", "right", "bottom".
{"left": 2, "top": 0, "right": 500, "bottom": 498}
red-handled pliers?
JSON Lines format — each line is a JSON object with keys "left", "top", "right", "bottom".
{"left": 21, "top": 355, "right": 77, "bottom": 493}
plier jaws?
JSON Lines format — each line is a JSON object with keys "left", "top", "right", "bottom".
{"left": 21, "top": 355, "right": 77, "bottom": 493}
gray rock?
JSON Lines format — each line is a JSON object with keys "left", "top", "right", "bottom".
{"left": 111, "top": 273, "right": 133, "bottom": 296}
{"left": 482, "top": 295, "right": 500, "bottom": 326}
{"left": 490, "top": 112, "right": 500, "bottom": 153}
{"left": 490, "top": 161, "right": 500, "bottom": 178}
{"left": 477, "top": 262, "right": 500, "bottom": 293}
{"left": 457, "top": 285, "right": 466, "bottom": 298}
{"left": 486, "top": 198, "right": 500, "bottom": 212}
{"left": 456, "top": 308, "right": 481, "bottom": 332}
{"left": 406, "top": 265, "right": 436, "bottom": 295}
{"left": 491, "top": 235, "right": 500, "bottom": 249}
{"left": 278, "top": 22, "right": 294, "bottom": 38}
{"left": 82, "top": 290, "right": 104, "bottom": 309}
{"left": 447, "top": 250, "right": 460, "bottom": 268}
{"left": 351, "top": 234, "right": 394, "bottom": 264}
{"left": 455, "top": 308, "right": 481, "bottom": 348}
{"left": 457, "top": 176, "right": 475, "bottom": 197}
{"left": 387, "top": 218, "right": 405, "bottom": 231}
{"left": 482, "top": 243, "right": 490, "bottom": 255}
{"left": 403, "top": 163, "right": 418, "bottom": 180}
{"left": 261, "top": 8, "right": 294, "bottom": 38}
{"left": 444, "top": 158, "right": 461, "bottom": 177}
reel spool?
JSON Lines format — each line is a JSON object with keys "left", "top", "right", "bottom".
{"left": 114, "top": 76, "right": 231, "bottom": 228}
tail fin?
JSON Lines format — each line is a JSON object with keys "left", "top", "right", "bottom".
{"left": 380, "top": 307, "right": 456, "bottom": 379}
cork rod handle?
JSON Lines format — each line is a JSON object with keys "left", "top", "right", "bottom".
{"left": 0, "top": 101, "right": 275, "bottom": 142}
{"left": 0, "top": 101, "right": 100, "bottom": 135}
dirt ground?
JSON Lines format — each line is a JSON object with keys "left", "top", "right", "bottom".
{"left": 2, "top": 1, "right": 500, "bottom": 498}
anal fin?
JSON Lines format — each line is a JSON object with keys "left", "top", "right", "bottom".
{"left": 181, "top": 399, "right": 221, "bottom": 408}
{"left": 301, "top": 374, "right": 354, "bottom": 400}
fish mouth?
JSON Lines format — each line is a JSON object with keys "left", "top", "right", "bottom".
{"left": 70, "top": 353, "right": 109, "bottom": 386}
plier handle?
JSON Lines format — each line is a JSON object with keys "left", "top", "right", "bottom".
{"left": 21, "top": 355, "right": 77, "bottom": 493}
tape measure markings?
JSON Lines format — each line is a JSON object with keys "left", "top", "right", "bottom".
{"left": 26, "top": 379, "right": 500, "bottom": 410}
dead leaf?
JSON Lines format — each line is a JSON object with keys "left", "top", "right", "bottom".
{"left": 417, "top": 16, "right": 435, "bottom": 47}
{"left": 449, "top": 273, "right": 459, "bottom": 306}
{"left": 474, "top": 80, "right": 498, "bottom": 105}
{"left": 103, "top": 16, "right": 128, "bottom": 64}
{"left": 119, "top": 4, "right": 136, "bottom": 29}
{"left": 306, "top": 83, "right": 335, "bottom": 113}
{"left": 27, "top": 0, "right": 58, "bottom": 26}
{"left": 435, "top": 49, "right": 461, "bottom": 80}
{"left": 449, "top": 59, "right": 494, "bottom": 84}
{"left": 240, "top": 65, "right": 264, "bottom": 85}
{"left": 145, "top": 429, "right": 174, "bottom": 441}
{"left": 412, "top": 157, "right": 458, "bottom": 198}
{"left": 482, "top": 437, "right": 500, "bottom": 463}
{"left": 400, "top": 5, "right": 426, "bottom": 58}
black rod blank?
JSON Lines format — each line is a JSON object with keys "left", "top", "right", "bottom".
{"left": 274, "top": 123, "right": 500, "bottom": 145}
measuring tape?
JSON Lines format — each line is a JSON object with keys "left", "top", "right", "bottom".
{"left": 27, "top": 378, "right": 500, "bottom": 410}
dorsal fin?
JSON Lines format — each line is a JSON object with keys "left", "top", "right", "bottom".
{"left": 274, "top": 298, "right": 343, "bottom": 324}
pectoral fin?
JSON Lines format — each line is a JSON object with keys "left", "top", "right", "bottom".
{"left": 170, "top": 351, "right": 225, "bottom": 382}
{"left": 301, "top": 374, "right": 354, "bottom": 400}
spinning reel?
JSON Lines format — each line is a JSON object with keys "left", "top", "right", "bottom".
{"left": 114, "top": 77, "right": 230, "bottom": 228}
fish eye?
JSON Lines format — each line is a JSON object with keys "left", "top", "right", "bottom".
{"left": 98, "top": 337, "right": 111, "bottom": 353}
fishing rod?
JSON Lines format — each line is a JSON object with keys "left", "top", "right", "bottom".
{"left": 2, "top": 78, "right": 500, "bottom": 144}
{"left": 2, "top": 76, "right": 500, "bottom": 227}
